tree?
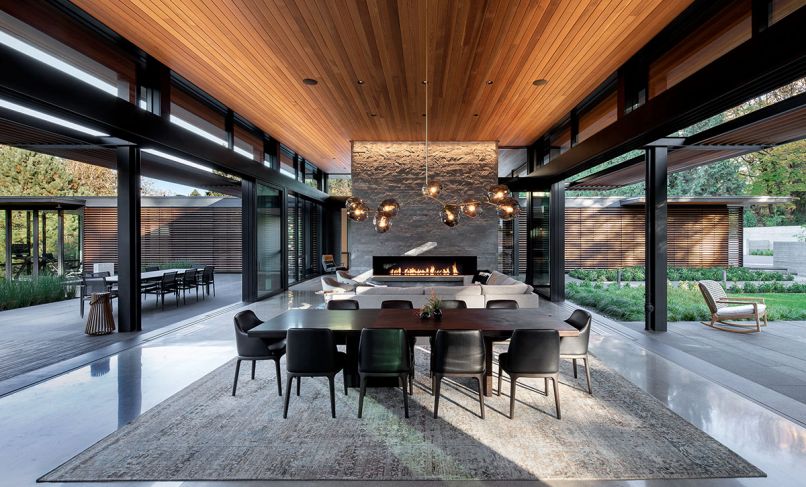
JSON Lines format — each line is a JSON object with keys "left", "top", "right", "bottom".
{"left": 744, "top": 140, "right": 806, "bottom": 226}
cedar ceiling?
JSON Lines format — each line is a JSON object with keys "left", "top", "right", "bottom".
{"left": 70, "top": 0, "right": 693, "bottom": 173}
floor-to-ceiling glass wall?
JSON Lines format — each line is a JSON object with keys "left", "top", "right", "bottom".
{"left": 256, "top": 183, "right": 282, "bottom": 297}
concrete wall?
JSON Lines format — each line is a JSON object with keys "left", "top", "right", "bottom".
{"left": 349, "top": 141, "right": 498, "bottom": 271}
{"left": 744, "top": 226, "right": 802, "bottom": 255}
{"left": 773, "top": 241, "right": 806, "bottom": 274}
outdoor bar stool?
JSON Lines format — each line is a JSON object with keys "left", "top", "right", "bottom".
{"left": 486, "top": 299, "right": 519, "bottom": 309}
{"left": 560, "top": 309, "right": 593, "bottom": 394}
{"left": 357, "top": 328, "right": 411, "bottom": 418}
{"left": 381, "top": 300, "right": 415, "bottom": 394}
{"left": 232, "top": 310, "right": 286, "bottom": 396}
{"left": 431, "top": 329, "right": 486, "bottom": 419}
{"left": 283, "top": 328, "right": 348, "bottom": 419}
{"left": 497, "top": 329, "right": 561, "bottom": 419}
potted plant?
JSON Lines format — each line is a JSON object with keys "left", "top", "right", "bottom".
{"left": 420, "top": 289, "right": 442, "bottom": 321}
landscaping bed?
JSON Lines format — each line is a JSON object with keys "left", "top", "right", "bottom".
{"left": 0, "top": 276, "right": 75, "bottom": 311}
{"left": 568, "top": 266, "right": 794, "bottom": 282}
{"left": 566, "top": 281, "right": 806, "bottom": 322}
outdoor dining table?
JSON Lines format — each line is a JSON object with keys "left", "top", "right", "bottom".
{"left": 247, "top": 308, "right": 580, "bottom": 396}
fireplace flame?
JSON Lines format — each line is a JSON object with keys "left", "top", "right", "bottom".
{"left": 388, "top": 262, "right": 460, "bottom": 276}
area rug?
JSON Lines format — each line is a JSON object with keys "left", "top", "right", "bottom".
{"left": 40, "top": 347, "right": 764, "bottom": 482}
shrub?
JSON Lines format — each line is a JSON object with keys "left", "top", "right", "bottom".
{"left": 568, "top": 266, "right": 793, "bottom": 282}
{"left": 750, "top": 249, "right": 774, "bottom": 256}
{"left": 141, "top": 260, "right": 196, "bottom": 271}
{"left": 0, "top": 276, "right": 72, "bottom": 311}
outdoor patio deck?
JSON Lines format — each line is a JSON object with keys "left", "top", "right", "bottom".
{"left": 619, "top": 319, "right": 806, "bottom": 405}
{"left": 0, "top": 273, "right": 242, "bottom": 390}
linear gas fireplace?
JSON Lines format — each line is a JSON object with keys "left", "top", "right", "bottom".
{"left": 373, "top": 256, "right": 477, "bottom": 278}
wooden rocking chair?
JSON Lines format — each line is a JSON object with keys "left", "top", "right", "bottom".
{"left": 697, "top": 280, "right": 768, "bottom": 334}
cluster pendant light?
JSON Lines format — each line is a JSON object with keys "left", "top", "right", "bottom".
{"left": 346, "top": 1, "right": 520, "bottom": 232}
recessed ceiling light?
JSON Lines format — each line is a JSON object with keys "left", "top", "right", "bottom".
{"left": 533, "top": 79, "right": 548, "bottom": 86}
{"left": 473, "top": 113, "right": 479, "bottom": 117}
{"left": 486, "top": 80, "right": 493, "bottom": 85}
{"left": 369, "top": 112, "right": 377, "bottom": 117}
{"left": 302, "top": 78, "right": 318, "bottom": 85}
{"left": 357, "top": 80, "right": 365, "bottom": 85}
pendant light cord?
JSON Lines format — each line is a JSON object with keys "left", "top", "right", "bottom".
{"left": 424, "top": 0, "right": 429, "bottom": 185}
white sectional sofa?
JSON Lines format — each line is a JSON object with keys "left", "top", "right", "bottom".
{"left": 326, "top": 280, "right": 539, "bottom": 309}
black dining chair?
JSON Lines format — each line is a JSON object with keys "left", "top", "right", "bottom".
{"left": 177, "top": 268, "right": 201, "bottom": 304}
{"left": 232, "top": 310, "right": 286, "bottom": 397}
{"left": 142, "top": 271, "right": 179, "bottom": 310}
{"left": 79, "top": 273, "right": 117, "bottom": 317}
{"left": 327, "top": 299, "right": 359, "bottom": 310}
{"left": 357, "top": 328, "right": 411, "bottom": 418}
{"left": 283, "top": 328, "right": 348, "bottom": 419}
{"left": 497, "top": 329, "right": 561, "bottom": 419}
{"left": 560, "top": 309, "right": 593, "bottom": 394}
{"left": 201, "top": 265, "right": 216, "bottom": 297}
{"left": 431, "top": 330, "right": 486, "bottom": 419}
{"left": 381, "top": 300, "right": 415, "bottom": 393}
{"left": 486, "top": 299, "right": 519, "bottom": 309}
{"left": 441, "top": 299, "right": 467, "bottom": 309}
{"left": 144, "top": 266, "right": 160, "bottom": 272}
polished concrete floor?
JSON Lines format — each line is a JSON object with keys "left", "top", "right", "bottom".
{"left": 1, "top": 290, "right": 806, "bottom": 486}
{"left": 0, "top": 273, "right": 242, "bottom": 391}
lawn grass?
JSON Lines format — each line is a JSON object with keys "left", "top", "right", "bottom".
{"left": 566, "top": 282, "right": 806, "bottom": 322}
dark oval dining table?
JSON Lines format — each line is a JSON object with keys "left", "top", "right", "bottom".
{"left": 247, "top": 308, "right": 580, "bottom": 396}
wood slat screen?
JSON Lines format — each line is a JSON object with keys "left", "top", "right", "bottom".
{"left": 83, "top": 206, "right": 242, "bottom": 273}
{"left": 497, "top": 219, "right": 514, "bottom": 274}
{"left": 565, "top": 205, "right": 736, "bottom": 270}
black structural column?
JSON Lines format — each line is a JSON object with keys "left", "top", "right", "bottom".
{"left": 645, "top": 146, "right": 668, "bottom": 332}
{"left": 31, "top": 210, "right": 39, "bottom": 279}
{"left": 4, "top": 209, "right": 11, "bottom": 280}
{"left": 549, "top": 182, "right": 566, "bottom": 302}
{"left": 117, "top": 146, "right": 142, "bottom": 332}
{"left": 241, "top": 178, "right": 257, "bottom": 302}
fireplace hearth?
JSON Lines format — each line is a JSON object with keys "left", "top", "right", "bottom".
{"left": 373, "top": 256, "right": 477, "bottom": 277}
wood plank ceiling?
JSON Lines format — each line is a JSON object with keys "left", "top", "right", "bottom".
{"left": 71, "top": 0, "right": 693, "bottom": 173}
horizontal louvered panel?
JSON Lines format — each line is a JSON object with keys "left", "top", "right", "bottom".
{"left": 565, "top": 206, "right": 735, "bottom": 270}
{"left": 83, "top": 206, "right": 243, "bottom": 273}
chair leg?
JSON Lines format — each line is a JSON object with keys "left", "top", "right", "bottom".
{"left": 274, "top": 358, "right": 282, "bottom": 396}
{"left": 476, "top": 374, "right": 485, "bottom": 419}
{"left": 544, "top": 377, "right": 548, "bottom": 394}
{"left": 251, "top": 360, "right": 256, "bottom": 380}
{"left": 358, "top": 376, "right": 367, "bottom": 418}
{"left": 573, "top": 359, "right": 578, "bottom": 378}
{"left": 328, "top": 375, "right": 336, "bottom": 418}
{"left": 583, "top": 356, "right": 593, "bottom": 395}
{"left": 343, "top": 370, "right": 348, "bottom": 396}
{"left": 400, "top": 374, "right": 409, "bottom": 418}
{"left": 552, "top": 376, "right": 561, "bottom": 419}
{"left": 296, "top": 376, "right": 301, "bottom": 396}
{"left": 282, "top": 375, "right": 293, "bottom": 418}
{"left": 433, "top": 374, "right": 442, "bottom": 419}
{"left": 231, "top": 359, "right": 241, "bottom": 396}
{"left": 497, "top": 367, "right": 502, "bottom": 396}
{"left": 509, "top": 375, "right": 517, "bottom": 419}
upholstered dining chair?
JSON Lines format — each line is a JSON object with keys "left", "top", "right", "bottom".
{"left": 327, "top": 299, "right": 359, "bottom": 310}
{"left": 497, "top": 329, "right": 561, "bottom": 419}
{"left": 381, "top": 300, "right": 415, "bottom": 393}
{"left": 431, "top": 330, "right": 486, "bottom": 419}
{"left": 283, "top": 328, "right": 348, "bottom": 418}
{"left": 441, "top": 299, "right": 467, "bottom": 309}
{"left": 486, "top": 299, "right": 519, "bottom": 309}
{"left": 144, "top": 265, "right": 160, "bottom": 272}
{"left": 560, "top": 309, "right": 593, "bottom": 394}
{"left": 357, "top": 328, "right": 411, "bottom": 418}
{"left": 698, "top": 280, "right": 768, "bottom": 333}
{"left": 232, "top": 310, "right": 286, "bottom": 397}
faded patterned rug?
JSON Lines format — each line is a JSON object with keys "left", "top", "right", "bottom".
{"left": 41, "top": 347, "right": 764, "bottom": 482}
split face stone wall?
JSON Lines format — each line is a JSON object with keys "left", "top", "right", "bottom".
{"left": 349, "top": 141, "right": 498, "bottom": 271}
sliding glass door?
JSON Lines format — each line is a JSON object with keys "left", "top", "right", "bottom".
{"left": 256, "top": 183, "right": 283, "bottom": 297}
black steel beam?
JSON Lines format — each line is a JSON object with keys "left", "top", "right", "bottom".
{"left": 241, "top": 178, "right": 257, "bottom": 303}
{"left": 0, "top": 44, "right": 329, "bottom": 203}
{"left": 645, "top": 147, "right": 668, "bottom": 332}
{"left": 116, "top": 146, "right": 141, "bottom": 333}
{"left": 549, "top": 182, "right": 565, "bottom": 302}
{"left": 521, "top": 7, "right": 806, "bottom": 184}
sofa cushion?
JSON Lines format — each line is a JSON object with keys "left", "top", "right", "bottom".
{"left": 356, "top": 286, "right": 424, "bottom": 295}
{"left": 484, "top": 270, "right": 510, "bottom": 285}
{"left": 481, "top": 283, "right": 531, "bottom": 295}
{"left": 716, "top": 304, "right": 766, "bottom": 318}
{"left": 425, "top": 285, "right": 482, "bottom": 296}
